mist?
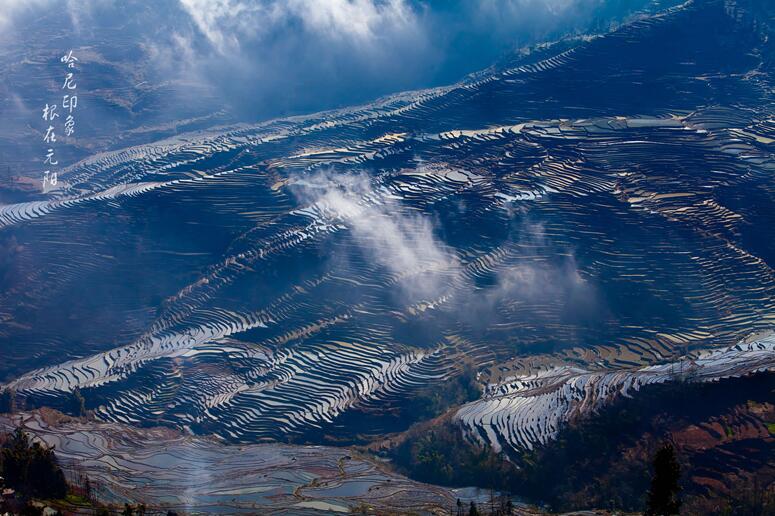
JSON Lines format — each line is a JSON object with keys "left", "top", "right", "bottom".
{"left": 0, "top": 0, "right": 681, "bottom": 164}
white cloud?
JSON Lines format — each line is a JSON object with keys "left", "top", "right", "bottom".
{"left": 176, "top": 0, "right": 255, "bottom": 52}
{"left": 177, "top": 0, "right": 418, "bottom": 54}
{"left": 289, "top": 0, "right": 415, "bottom": 41}
{"left": 493, "top": 255, "right": 586, "bottom": 301}
{"left": 293, "top": 171, "right": 458, "bottom": 299}
{"left": 0, "top": 0, "right": 48, "bottom": 30}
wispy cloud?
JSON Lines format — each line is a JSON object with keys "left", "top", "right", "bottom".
{"left": 0, "top": 0, "right": 47, "bottom": 30}
{"left": 178, "top": 0, "right": 419, "bottom": 53}
{"left": 292, "top": 171, "right": 458, "bottom": 299}
{"left": 452, "top": 220, "right": 603, "bottom": 337}
{"left": 289, "top": 172, "right": 598, "bottom": 321}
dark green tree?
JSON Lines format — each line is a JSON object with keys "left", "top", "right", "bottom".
{"left": 69, "top": 387, "right": 87, "bottom": 417}
{"left": 0, "top": 388, "right": 15, "bottom": 413}
{"left": 0, "top": 428, "right": 67, "bottom": 499}
{"left": 645, "top": 442, "right": 681, "bottom": 515}
{"left": 1, "top": 428, "right": 31, "bottom": 488}
{"left": 19, "top": 505, "right": 44, "bottom": 516}
{"left": 468, "top": 500, "right": 479, "bottom": 516}
{"left": 27, "top": 441, "right": 68, "bottom": 498}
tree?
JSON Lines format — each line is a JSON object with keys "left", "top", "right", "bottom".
{"left": 497, "top": 496, "right": 514, "bottom": 515}
{"left": 19, "top": 505, "right": 43, "bottom": 516}
{"left": 69, "top": 387, "right": 87, "bottom": 417}
{"left": 1, "top": 427, "right": 31, "bottom": 488}
{"left": 27, "top": 441, "right": 68, "bottom": 498}
{"left": 0, "top": 388, "right": 15, "bottom": 413}
{"left": 468, "top": 500, "right": 479, "bottom": 516}
{"left": 646, "top": 442, "right": 681, "bottom": 515}
{"left": 0, "top": 428, "right": 67, "bottom": 499}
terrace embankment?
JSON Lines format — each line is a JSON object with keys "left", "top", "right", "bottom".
{"left": 456, "top": 332, "right": 775, "bottom": 454}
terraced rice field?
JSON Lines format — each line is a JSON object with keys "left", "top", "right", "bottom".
{"left": 1, "top": 0, "right": 774, "bottom": 451}
{"left": 0, "top": 410, "right": 481, "bottom": 514}
{"left": 457, "top": 332, "right": 775, "bottom": 453}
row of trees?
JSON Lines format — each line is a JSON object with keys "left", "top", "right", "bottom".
{"left": 455, "top": 497, "right": 515, "bottom": 515}
{"left": 0, "top": 428, "right": 68, "bottom": 499}
{"left": 1, "top": 387, "right": 88, "bottom": 417}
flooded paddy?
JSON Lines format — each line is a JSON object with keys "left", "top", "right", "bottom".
{"left": 0, "top": 410, "right": 480, "bottom": 514}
